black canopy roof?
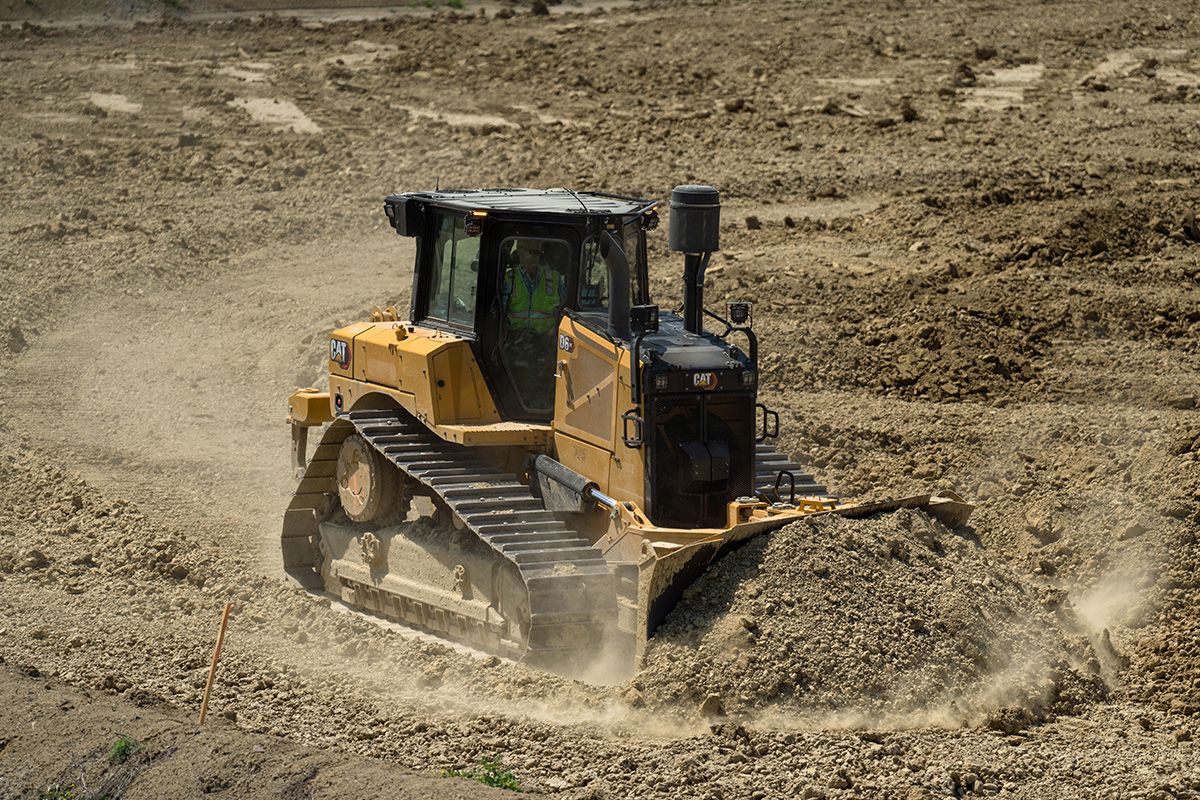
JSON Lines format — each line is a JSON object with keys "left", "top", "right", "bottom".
{"left": 391, "top": 188, "right": 655, "bottom": 217}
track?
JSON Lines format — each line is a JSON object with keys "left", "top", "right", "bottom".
{"left": 283, "top": 409, "right": 618, "bottom": 666}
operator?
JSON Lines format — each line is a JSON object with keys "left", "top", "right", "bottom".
{"left": 505, "top": 239, "right": 565, "bottom": 335}
{"left": 502, "top": 239, "right": 565, "bottom": 409}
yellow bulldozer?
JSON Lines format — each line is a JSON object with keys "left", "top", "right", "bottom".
{"left": 282, "top": 185, "right": 971, "bottom": 677}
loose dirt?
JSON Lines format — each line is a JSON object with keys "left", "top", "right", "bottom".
{"left": 1, "top": 0, "right": 1199, "bottom": 797}
{"left": 637, "top": 511, "right": 1107, "bottom": 729}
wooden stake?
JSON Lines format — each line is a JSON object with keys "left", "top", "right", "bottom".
{"left": 198, "top": 602, "right": 233, "bottom": 725}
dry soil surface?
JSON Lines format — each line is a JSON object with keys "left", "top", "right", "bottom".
{"left": 1, "top": 0, "right": 1199, "bottom": 798}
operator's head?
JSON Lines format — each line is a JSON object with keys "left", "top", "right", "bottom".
{"left": 515, "top": 240, "right": 540, "bottom": 273}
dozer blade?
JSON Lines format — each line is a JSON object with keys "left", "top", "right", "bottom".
{"left": 633, "top": 492, "right": 974, "bottom": 662}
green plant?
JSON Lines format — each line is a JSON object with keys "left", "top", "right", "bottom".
{"left": 445, "top": 757, "right": 522, "bottom": 792}
{"left": 108, "top": 735, "right": 142, "bottom": 765}
{"left": 446, "top": 0, "right": 464, "bottom": 8}
{"left": 38, "top": 785, "right": 77, "bottom": 800}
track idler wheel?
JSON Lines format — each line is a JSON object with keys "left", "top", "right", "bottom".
{"left": 335, "top": 434, "right": 401, "bottom": 523}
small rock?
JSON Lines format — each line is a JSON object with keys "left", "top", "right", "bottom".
{"left": 1168, "top": 430, "right": 1199, "bottom": 455}
{"left": 699, "top": 693, "right": 725, "bottom": 718}
{"left": 6, "top": 323, "right": 27, "bottom": 354}
{"left": 723, "top": 97, "right": 748, "bottom": 113}
{"left": 1182, "top": 210, "right": 1200, "bottom": 243}
{"left": 953, "top": 63, "right": 977, "bottom": 87}
{"left": 169, "top": 563, "right": 189, "bottom": 580}
{"left": 1118, "top": 522, "right": 1147, "bottom": 541}
{"left": 1166, "top": 394, "right": 1196, "bottom": 410}
{"left": 926, "top": 128, "right": 946, "bottom": 141}
{"left": 908, "top": 240, "right": 927, "bottom": 253}
{"left": 622, "top": 686, "right": 645, "bottom": 708}
{"left": 21, "top": 549, "right": 49, "bottom": 570}
{"left": 745, "top": 215, "right": 761, "bottom": 231}
{"left": 1024, "top": 504, "right": 1061, "bottom": 545}
{"left": 899, "top": 99, "right": 918, "bottom": 122}
{"left": 529, "top": 0, "right": 549, "bottom": 14}
{"left": 177, "top": 133, "right": 201, "bottom": 147}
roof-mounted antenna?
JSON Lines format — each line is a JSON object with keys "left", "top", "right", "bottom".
{"left": 435, "top": 175, "right": 440, "bottom": 191}
{"left": 563, "top": 187, "right": 590, "bottom": 214}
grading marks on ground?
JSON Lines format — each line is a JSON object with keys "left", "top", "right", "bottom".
{"left": 229, "top": 97, "right": 321, "bottom": 133}
{"left": 85, "top": 92, "right": 142, "bottom": 113}
{"left": 961, "top": 64, "right": 1045, "bottom": 111}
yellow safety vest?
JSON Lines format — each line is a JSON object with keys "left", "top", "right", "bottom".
{"left": 507, "top": 266, "right": 562, "bottom": 334}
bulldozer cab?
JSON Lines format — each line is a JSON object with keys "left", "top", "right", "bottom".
{"left": 386, "top": 189, "right": 655, "bottom": 421}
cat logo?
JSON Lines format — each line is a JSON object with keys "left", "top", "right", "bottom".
{"left": 329, "top": 338, "right": 351, "bottom": 369}
{"left": 692, "top": 371, "right": 718, "bottom": 390}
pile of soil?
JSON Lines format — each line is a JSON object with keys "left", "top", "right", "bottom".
{"left": 635, "top": 510, "right": 1106, "bottom": 729}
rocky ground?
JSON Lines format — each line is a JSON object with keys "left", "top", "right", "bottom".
{"left": 1, "top": 0, "right": 1199, "bottom": 797}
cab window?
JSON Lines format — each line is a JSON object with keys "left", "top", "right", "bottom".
{"left": 495, "top": 235, "right": 570, "bottom": 414}
{"left": 578, "top": 237, "right": 609, "bottom": 311}
{"left": 624, "top": 221, "right": 646, "bottom": 305}
{"left": 425, "top": 213, "right": 480, "bottom": 327}
{"left": 577, "top": 225, "right": 644, "bottom": 312}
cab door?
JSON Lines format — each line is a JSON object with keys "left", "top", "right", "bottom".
{"left": 476, "top": 221, "right": 581, "bottom": 421}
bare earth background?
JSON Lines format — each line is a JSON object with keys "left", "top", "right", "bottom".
{"left": 1, "top": 0, "right": 1199, "bottom": 798}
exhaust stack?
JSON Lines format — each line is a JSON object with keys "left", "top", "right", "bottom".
{"left": 668, "top": 184, "right": 720, "bottom": 335}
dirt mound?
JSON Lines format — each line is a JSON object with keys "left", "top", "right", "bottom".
{"left": 634, "top": 510, "right": 1105, "bottom": 729}
{"left": 1008, "top": 199, "right": 1199, "bottom": 267}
